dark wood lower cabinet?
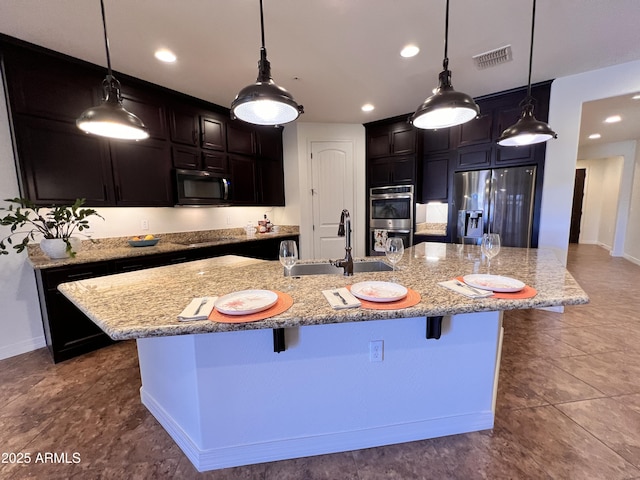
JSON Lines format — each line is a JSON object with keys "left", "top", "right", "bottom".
{"left": 35, "top": 235, "right": 299, "bottom": 362}
{"left": 35, "top": 262, "right": 114, "bottom": 363}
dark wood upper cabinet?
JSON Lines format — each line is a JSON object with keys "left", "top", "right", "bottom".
{"left": 227, "top": 122, "right": 256, "bottom": 155}
{"left": 201, "top": 115, "right": 226, "bottom": 151}
{"left": 457, "top": 112, "right": 493, "bottom": 147}
{"left": 171, "top": 145, "right": 200, "bottom": 170}
{"left": 172, "top": 145, "right": 228, "bottom": 173}
{"left": 367, "top": 121, "right": 416, "bottom": 158}
{"left": 169, "top": 106, "right": 200, "bottom": 146}
{"left": 2, "top": 46, "right": 100, "bottom": 123}
{"left": 120, "top": 87, "right": 167, "bottom": 140}
{"left": 455, "top": 144, "right": 492, "bottom": 169}
{"left": 368, "top": 130, "right": 392, "bottom": 158}
{"left": 369, "top": 155, "right": 416, "bottom": 187}
{"left": 257, "top": 157, "right": 285, "bottom": 206}
{"left": 256, "top": 127, "right": 283, "bottom": 160}
{"left": 202, "top": 151, "right": 228, "bottom": 173}
{"left": 13, "top": 116, "right": 114, "bottom": 206}
{"left": 390, "top": 127, "right": 415, "bottom": 155}
{"left": 422, "top": 128, "right": 450, "bottom": 153}
{"left": 229, "top": 155, "right": 257, "bottom": 204}
{"left": 421, "top": 156, "right": 449, "bottom": 202}
{"left": 1, "top": 36, "right": 285, "bottom": 208}
{"left": 109, "top": 139, "right": 173, "bottom": 206}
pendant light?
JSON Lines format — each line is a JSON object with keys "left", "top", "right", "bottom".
{"left": 231, "top": 0, "right": 304, "bottom": 126}
{"left": 497, "top": 0, "right": 556, "bottom": 147}
{"left": 409, "top": 0, "right": 479, "bottom": 130}
{"left": 76, "top": 0, "right": 149, "bottom": 140}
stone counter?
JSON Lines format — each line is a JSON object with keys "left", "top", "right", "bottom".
{"left": 58, "top": 242, "right": 589, "bottom": 341}
{"left": 27, "top": 226, "right": 299, "bottom": 269}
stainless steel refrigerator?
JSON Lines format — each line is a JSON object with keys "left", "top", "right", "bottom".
{"left": 453, "top": 166, "right": 537, "bottom": 248}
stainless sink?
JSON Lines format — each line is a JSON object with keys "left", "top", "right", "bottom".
{"left": 285, "top": 261, "right": 393, "bottom": 276}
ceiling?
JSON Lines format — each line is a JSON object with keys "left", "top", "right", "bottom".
{"left": 2, "top": 0, "right": 640, "bottom": 144}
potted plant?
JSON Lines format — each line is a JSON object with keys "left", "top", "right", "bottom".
{"left": 0, "top": 198, "right": 103, "bottom": 258}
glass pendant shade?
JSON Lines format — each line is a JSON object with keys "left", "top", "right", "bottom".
{"left": 231, "top": 49, "right": 303, "bottom": 126}
{"left": 497, "top": 103, "right": 556, "bottom": 146}
{"left": 497, "top": 0, "right": 556, "bottom": 147}
{"left": 76, "top": 0, "right": 148, "bottom": 140}
{"left": 410, "top": 70, "right": 479, "bottom": 129}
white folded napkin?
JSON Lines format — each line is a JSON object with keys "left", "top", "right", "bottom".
{"left": 438, "top": 280, "right": 494, "bottom": 299}
{"left": 178, "top": 296, "right": 218, "bottom": 321}
{"left": 322, "top": 288, "right": 361, "bottom": 309}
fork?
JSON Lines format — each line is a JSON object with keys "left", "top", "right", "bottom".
{"left": 193, "top": 298, "right": 208, "bottom": 315}
{"left": 333, "top": 290, "right": 348, "bottom": 305}
{"left": 454, "top": 280, "right": 487, "bottom": 296}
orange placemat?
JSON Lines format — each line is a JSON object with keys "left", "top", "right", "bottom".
{"left": 455, "top": 276, "right": 537, "bottom": 299}
{"left": 346, "top": 286, "right": 421, "bottom": 310}
{"left": 209, "top": 291, "right": 293, "bottom": 323}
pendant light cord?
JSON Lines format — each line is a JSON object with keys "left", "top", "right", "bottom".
{"left": 526, "top": 0, "right": 536, "bottom": 100}
{"left": 442, "top": 0, "right": 450, "bottom": 71}
{"left": 100, "top": 0, "right": 112, "bottom": 78}
{"left": 259, "top": 0, "right": 266, "bottom": 50}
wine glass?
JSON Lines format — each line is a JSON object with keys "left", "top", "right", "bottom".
{"left": 385, "top": 237, "right": 404, "bottom": 278}
{"left": 481, "top": 233, "right": 501, "bottom": 273}
{"left": 279, "top": 240, "right": 298, "bottom": 289}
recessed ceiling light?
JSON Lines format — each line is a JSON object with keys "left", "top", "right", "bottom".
{"left": 588, "top": 133, "right": 601, "bottom": 139}
{"left": 154, "top": 49, "right": 177, "bottom": 63}
{"left": 361, "top": 104, "right": 375, "bottom": 112}
{"left": 633, "top": 94, "right": 640, "bottom": 100}
{"left": 604, "top": 115, "right": 621, "bottom": 123}
{"left": 400, "top": 45, "right": 420, "bottom": 58}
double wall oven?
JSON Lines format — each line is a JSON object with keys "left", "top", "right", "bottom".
{"left": 369, "top": 185, "right": 413, "bottom": 255}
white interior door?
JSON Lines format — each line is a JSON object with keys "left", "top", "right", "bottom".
{"left": 310, "top": 141, "right": 354, "bottom": 259}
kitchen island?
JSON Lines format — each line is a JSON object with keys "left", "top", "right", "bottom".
{"left": 58, "top": 243, "right": 588, "bottom": 472}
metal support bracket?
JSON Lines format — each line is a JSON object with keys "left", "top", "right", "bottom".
{"left": 426, "top": 316, "right": 443, "bottom": 340}
{"left": 273, "top": 328, "right": 286, "bottom": 353}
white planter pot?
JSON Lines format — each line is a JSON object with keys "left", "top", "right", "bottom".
{"left": 40, "top": 237, "right": 81, "bottom": 259}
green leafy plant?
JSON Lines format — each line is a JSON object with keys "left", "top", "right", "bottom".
{"left": 0, "top": 198, "right": 103, "bottom": 257}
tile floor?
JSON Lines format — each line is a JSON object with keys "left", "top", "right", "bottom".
{"left": 1, "top": 244, "right": 640, "bottom": 479}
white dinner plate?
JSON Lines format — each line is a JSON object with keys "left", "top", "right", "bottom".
{"left": 462, "top": 274, "right": 525, "bottom": 293}
{"left": 350, "top": 281, "right": 408, "bottom": 303}
{"left": 215, "top": 289, "right": 278, "bottom": 315}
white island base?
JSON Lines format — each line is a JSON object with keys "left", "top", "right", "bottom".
{"left": 137, "top": 311, "right": 503, "bottom": 472}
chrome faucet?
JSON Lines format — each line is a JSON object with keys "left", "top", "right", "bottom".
{"left": 330, "top": 209, "right": 353, "bottom": 276}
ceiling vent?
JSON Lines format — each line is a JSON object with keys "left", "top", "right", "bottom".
{"left": 472, "top": 45, "right": 513, "bottom": 69}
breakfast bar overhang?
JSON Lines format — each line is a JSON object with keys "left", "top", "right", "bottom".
{"left": 57, "top": 243, "right": 589, "bottom": 472}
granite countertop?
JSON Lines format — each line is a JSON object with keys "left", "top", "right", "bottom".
{"left": 27, "top": 226, "right": 300, "bottom": 269}
{"left": 57, "top": 242, "right": 590, "bottom": 341}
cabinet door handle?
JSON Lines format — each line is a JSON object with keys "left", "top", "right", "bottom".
{"left": 66, "top": 271, "right": 95, "bottom": 279}
{"left": 121, "top": 264, "right": 143, "bottom": 271}
{"left": 192, "top": 129, "right": 197, "bottom": 145}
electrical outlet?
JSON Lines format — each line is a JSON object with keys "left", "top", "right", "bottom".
{"left": 226, "top": 216, "right": 232, "bottom": 225}
{"left": 140, "top": 219, "right": 149, "bottom": 231}
{"left": 369, "top": 340, "right": 383, "bottom": 362}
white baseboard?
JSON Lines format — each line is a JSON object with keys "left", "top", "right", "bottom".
{"left": 141, "top": 387, "right": 494, "bottom": 472}
{"left": 0, "top": 336, "right": 46, "bottom": 360}
{"left": 623, "top": 253, "right": 640, "bottom": 266}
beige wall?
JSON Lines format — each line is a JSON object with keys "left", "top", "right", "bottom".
{"left": 575, "top": 157, "right": 624, "bottom": 250}
{"left": 542, "top": 59, "right": 640, "bottom": 265}
{"left": 578, "top": 140, "right": 638, "bottom": 262}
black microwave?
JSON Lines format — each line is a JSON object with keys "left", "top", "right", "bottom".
{"left": 174, "top": 169, "right": 231, "bottom": 206}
